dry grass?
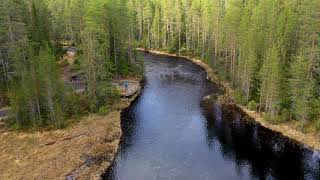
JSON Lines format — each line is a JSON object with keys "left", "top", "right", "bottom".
{"left": 0, "top": 46, "right": 141, "bottom": 179}
{"left": 0, "top": 112, "right": 121, "bottom": 180}
{"left": 0, "top": 92, "right": 140, "bottom": 180}
{"left": 241, "top": 106, "right": 320, "bottom": 151}
{"left": 138, "top": 48, "right": 320, "bottom": 151}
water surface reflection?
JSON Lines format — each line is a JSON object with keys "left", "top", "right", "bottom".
{"left": 104, "top": 53, "right": 320, "bottom": 180}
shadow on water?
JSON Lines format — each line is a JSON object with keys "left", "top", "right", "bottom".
{"left": 103, "top": 52, "right": 320, "bottom": 180}
{"left": 203, "top": 103, "right": 320, "bottom": 179}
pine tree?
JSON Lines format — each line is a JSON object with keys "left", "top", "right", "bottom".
{"left": 81, "top": 0, "right": 135, "bottom": 111}
{"left": 238, "top": 0, "right": 257, "bottom": 102}
{"left": 37, "top": 48, "right": 65, "bottom": 126}
{"left": 290, "top": 54, "right": 314, "bottom": 128}
{"left": 151, "top": 3, "right": 161, "bottom": 49}
{"left": 0, "top": 0, "right": 29, "bottom": 92}
{"left": 29, "top": 0, "right": 51, "bottom": 52}
{"left": 259, "top": 45, "right": 281, "bottom": 117}
{"left": 223, "top": 0, "right": 242, "bottom": 82}
{"left": 81, "top": 0, "right": 108, "bottom": 111}
{"left": 12, "top": 46, "right": 67, "bottom": 127}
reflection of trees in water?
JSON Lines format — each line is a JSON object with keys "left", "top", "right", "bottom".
{"left": 202, "top": 102, "right": 320, "bottom": 179}
{"left": 158, "top": 69, "right": 205, "bottom": 86}
{"left": 118, "top": 78, "right": 149, "bottom": 156}
{"left": 302, "top": 151, "right": 320, "bottom": 179}
{"left": 103, "top": 96, "right": 142, "bottom": 180}
{"left": 118, "top": 97, "right": 142, "bottom": 157}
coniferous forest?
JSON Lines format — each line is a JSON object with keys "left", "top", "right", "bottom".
{"left": 0, "top": 0, "right": 142, "bottom": 128}
{"left": 132, "top": 0, "right": 320, "bottom": 128}
{"left": 0, "top": 0, "right": 319, "bottom": 130}
{"left": 1, "top": 1, "right": 320, "bottom": 179}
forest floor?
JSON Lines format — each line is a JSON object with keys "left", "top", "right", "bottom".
{"left": 137, "top": 48, "right": 320, "bottom": 151}
{"left": 0, "top": 90, "right": 140, "bottom": 180}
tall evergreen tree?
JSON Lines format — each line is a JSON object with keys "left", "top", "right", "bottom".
{"left": 259, "top": 45, "right": 281, "bottom": 116}
{"left": 290, "top": 54, "right": 314, "bottom": 128}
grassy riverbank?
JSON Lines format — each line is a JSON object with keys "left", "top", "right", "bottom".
{"left": 138, "top": 48, "right": 320, "bottom": 151}
{"left": 0, "top": 82, "right": 141, "bottom": 180}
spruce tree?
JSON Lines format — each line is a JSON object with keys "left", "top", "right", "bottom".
{"left": 290, "top": 54, "right": 314, "bottom": 128}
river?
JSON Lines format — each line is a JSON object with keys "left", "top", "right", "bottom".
{"left": 104, "top": 53, "right": 320, "bottom": 180}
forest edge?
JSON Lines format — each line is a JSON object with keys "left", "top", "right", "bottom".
{"left": 0, "top": 79, "right": 142, "bottom": 180}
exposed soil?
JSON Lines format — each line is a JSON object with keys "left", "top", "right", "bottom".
{"left": 137, "top": 48, "right": 320, "bottom": 151}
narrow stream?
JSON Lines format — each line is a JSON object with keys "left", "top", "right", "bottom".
{"left": 104, "top": 53, "right": 320, "bottom": 180}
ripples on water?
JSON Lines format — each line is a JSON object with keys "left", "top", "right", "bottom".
{"left": 104, "top": 53, "right": 320, "bottom": 180}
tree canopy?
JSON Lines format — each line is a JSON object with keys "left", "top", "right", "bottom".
{"left": 132, "top": 0, "right": 320, "bottom": 127}
{"left": 0, "top": 0, "right": 141, "bottom": 128}
{"left": 0, "top": 0, "right": 319, "bottom": 129}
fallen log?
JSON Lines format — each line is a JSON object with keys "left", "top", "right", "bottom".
{"left": 39, "top": 132, "right": 89, "bottom": 147}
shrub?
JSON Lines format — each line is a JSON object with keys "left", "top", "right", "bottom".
{"left": 70, "top": 63, "right": 81, "bottom": 72}
{"left": 180, "top": 46, "right": 187, "bottom": 54}
{"left": 129, "top": 54, "right": 144, "bottom": 76}
{"left": 169, "top": 45, "right": 178, "bottom": 53}
{"left": 316, "top": 120, "right": 320, "bottom": 131}
{"left": 310, "top": 98, "right": 320, "bottom": 122}
{"left": 279, "top": 109, "right": 291, "bottom": 122}
{"left": 64, "top": 92, "right": 89, "bottom": 118}
{"left": 263, "top": 112, "right": 287, "bottom": 125}
{"left": 97, "top": 84, "right": 120, "bottom": 106}
{"left": 60, "top": 59, "right": 69, "bottom": 67}
{"left": 98, "top": 105, "right": 110, "bottom": 116}
{"left": 247, "top": 100, "right": 258, "bottom": 111}
{"left": 70, "top": 56, "right": 82, "bottom": 72}
{"left": 234, "top": 90, "right": 246, "bottom": 105}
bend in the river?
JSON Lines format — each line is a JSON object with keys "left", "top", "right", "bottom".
{"left": 104, "top": 53, "right": 320, "bottom": 180}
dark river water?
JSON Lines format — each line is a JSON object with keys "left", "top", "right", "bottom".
{"left": 104, "top": 53, "right": 320, "bottom": 180}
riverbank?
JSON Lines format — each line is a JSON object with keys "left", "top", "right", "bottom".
{"left": 0, "top": 83, "right": 141, "bottom": 180}
{"left": 137, "top": 48, "right": 320, "bottom": 151}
